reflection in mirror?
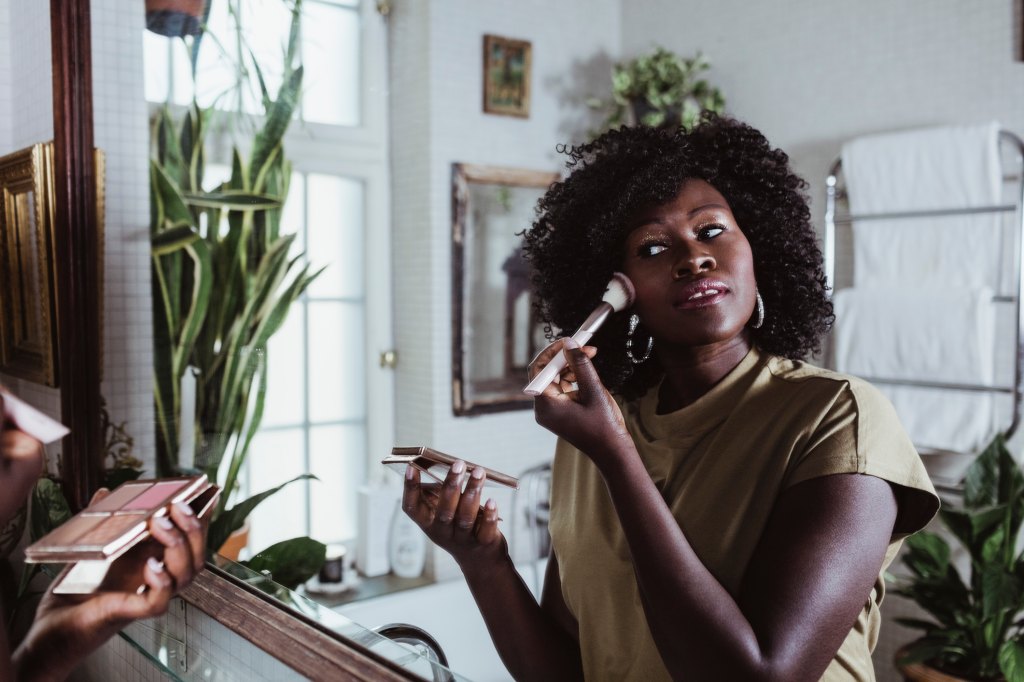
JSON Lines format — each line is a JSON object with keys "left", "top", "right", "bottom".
{"left": 451, "top": 164, "right": 558, "bottom": 416}
{"left": 0, "top": 144, "right": 56, "bottom": 387}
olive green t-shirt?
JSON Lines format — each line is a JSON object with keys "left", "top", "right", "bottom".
{"left": 548, "top": 348, "right": 940, "bottom": 681}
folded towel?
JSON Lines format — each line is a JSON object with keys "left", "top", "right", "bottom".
{"left": 832, "top": 287, "right": 997, "bottom": 453}
{"left": 841, "top": 121, "right": 1006, "bottom": 290}
{"left": 877, "top": 386, "right": 995, "bottom": 456}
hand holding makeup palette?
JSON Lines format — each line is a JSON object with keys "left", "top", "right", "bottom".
{"left": 25, "top": 474, "right": 219, "bottom": 594}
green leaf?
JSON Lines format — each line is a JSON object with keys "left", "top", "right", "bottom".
{"left": 207, "top": 474, "right": 316, "bottom": 552}
{"left": 1001, "top": 639, "right": 1024, "bottom": 682}
{"left": 981, "top": 564, "right": 1020, "bottom": 619}
{"left": 30, "top": 479, "right": 71, "bottom": 542}
{"left": 151, "top": 161, "right": 194, "bottom": 230}
{"left": 965, "top": 435, "right": 1003, "bottom": 508}
{"left": 152, "top": 225, "right": 201, "bottom": 255}
{"left": 182, "top": 191, "right": 283, "bottom": 211}
{"left": 240, "top": 537, "right": 326, "bottom": 589}
{"left": 903, "top": 531, "right": 951, "bottom": 579}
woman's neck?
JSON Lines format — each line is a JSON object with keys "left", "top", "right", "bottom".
{"left": 656, "top": 335, "right": 753, "bottom": 413}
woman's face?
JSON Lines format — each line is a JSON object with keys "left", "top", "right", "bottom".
{"left": 621, "top": 179, "right": 757, "bottom": 352}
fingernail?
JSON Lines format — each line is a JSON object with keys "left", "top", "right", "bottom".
{"left": 564, "top": 337, "right": 579, "bottom": 349}
{"left": 451, "top": 460, "right": 466, "bottom": 475}
{"left": 156, "top": 516, "right": 174, "bottom": 530}
{"left": 175, "top": 501, "right": 194, "bottom": 516}
{"left": 485, "top": 499, "right": 496, "bottom": 511}
{"left": 405, "top": 465, "right": 415, "bottom": 480}
{"left": 147, "top": 557, "right": 165, "bottom": 573}
{"left": 471, "top": 466, "right": 485, "bottom": 480}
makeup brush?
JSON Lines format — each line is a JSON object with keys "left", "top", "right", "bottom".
{"left": 524, "top": 272, "right": 635, "bottom": 396}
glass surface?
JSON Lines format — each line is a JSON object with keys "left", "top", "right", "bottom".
{"left": 307, "top": 174, "right": 365, "bottom": 299}
{"left": 308, "top": 301, "right": 366, "bottom": 422}
{"left": 310, "top": 424, "right": 366, "bottom": 542}
{"left": 113, "top": 555, "right": 470, "bottom": 682}
{"left": 302, "top": 2, "right": 361, "bottom": 125}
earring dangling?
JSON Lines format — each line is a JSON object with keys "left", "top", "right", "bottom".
{"left": 626, "top": 313, "right": 653, "bottom": 364}
{"left": 751, "top": 291, "right": 765, "bottom": 329}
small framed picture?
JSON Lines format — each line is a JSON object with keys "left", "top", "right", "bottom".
{"left": 482, "top": 34, "right": 532, "bottom": 118}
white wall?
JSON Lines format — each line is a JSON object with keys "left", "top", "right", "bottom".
{"left": 621, "top": 0, "right": 1024, "bottom": 228}
{"left": 0, "top": 1, "right": 11, "bottom": 150}
{"left": 390, "top": 0, "right": 621, "bottom": 575}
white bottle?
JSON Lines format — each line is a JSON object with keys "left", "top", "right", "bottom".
{"left": 387, "top": 500, "right": 427, "bottom": 578}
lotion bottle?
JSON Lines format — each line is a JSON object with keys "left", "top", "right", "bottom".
{"left": 387, "top": 499, "right": 426, "bottom": 578}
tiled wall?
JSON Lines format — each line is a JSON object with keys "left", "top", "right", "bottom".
{"left": 390, "top": 0, "right": 622, "bottom": 577}
{"left": 71, "top": 597, "right": 301, "bottom": 681}
{"left": 0, "top": 0, "right": 155, "bottom": 473}
{"left": 90, "top": 0, "right": 156, "bottom": 473}
{"left": 0, "top": 1, "right": 10, "bottom": 150}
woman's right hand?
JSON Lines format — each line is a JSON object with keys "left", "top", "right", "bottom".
{"left": 401, "top": 461, "right": 506, "bottom": 568}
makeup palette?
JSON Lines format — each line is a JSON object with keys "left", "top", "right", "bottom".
{"left": 384, "top": 446, "right": 519, "bottom": 489}
{"left": 25, "top": 474, "right": 219, "bottom": 594}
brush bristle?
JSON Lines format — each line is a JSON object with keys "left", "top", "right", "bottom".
{"left": 602, "top": 272, "right": 635, "bottom": 312}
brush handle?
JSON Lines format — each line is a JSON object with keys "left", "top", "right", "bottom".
{"left": 523, "top": 303, "right": 612, "bottom": 396}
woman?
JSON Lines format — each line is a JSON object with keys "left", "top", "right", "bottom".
{"left": 403, "top": 116, "right": 939, "bottom": 681}
{"left": 0, "top": 394, "right": 208, "bottom": 681}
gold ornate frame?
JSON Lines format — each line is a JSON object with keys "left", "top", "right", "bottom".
{"left": 0, "top": 143, "right": 58, "bottom": 386}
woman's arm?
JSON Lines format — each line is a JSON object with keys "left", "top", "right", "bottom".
{"left": 403, "top": 466, "right": 583, "bottom": 681}
{"left": 535, "top": 341, "right": 897, "bottom": 681}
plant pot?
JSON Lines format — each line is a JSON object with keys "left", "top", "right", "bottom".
{"left": 217, "top": 520, "right": 250, "bottom": 562}
{"left": 145, "top": 0, "right": 206, "bottom": 38}
{"left": 895, "top": 648, "right": 971, "bottom": 682}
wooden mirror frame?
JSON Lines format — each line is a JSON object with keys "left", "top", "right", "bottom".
{"left": 47, "top": 2, "right": 419, "bottom": 678}
{"left": 450, "top": 163, "right": 558, "bottom": 416}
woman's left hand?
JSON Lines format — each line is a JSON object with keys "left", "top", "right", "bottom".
{"left": 529, "top": 337, "right": 634, "bottom": 465}
{"left": 13, "top": 491, "right": 209, "bottom": 681}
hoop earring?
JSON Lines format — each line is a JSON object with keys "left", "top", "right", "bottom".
{"left": 626, "top": 314, "right": 653, "bottom": 364}
{"left": 750, "top": 290, "right": 765, "bottom": 330}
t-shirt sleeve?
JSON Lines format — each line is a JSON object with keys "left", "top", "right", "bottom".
{"left": 784, "top": 378, "right": 940, "bottom": 536}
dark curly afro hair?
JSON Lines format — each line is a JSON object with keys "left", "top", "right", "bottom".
{"left": 522, "top": 115, "right": 834, "bottom": 400}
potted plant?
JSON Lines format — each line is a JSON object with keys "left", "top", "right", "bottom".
{"left": 890, "top": 433, "right": 1024, "bottom": 681}
{"left": 150, "top": 0, "right": 325, "bottom": 587}
{"left": 145, "top": 0, "right": 208, "bottom": 38}
{"left": 588, "top": 46, "right": 726, "bottom": 132}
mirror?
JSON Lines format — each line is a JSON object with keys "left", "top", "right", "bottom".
{"left": 23, "top": 0, "right": 1017, "bottom": 680}
{"left": 451, "top": 164, "right": 558, "bottom": 415}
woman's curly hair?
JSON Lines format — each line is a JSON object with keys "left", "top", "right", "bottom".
{"left": 522, "top": 115, "right": 834, "bottom": 399}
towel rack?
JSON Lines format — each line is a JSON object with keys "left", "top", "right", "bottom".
{"left": 823, "top": 130, "right": 1024, "bottom": 469}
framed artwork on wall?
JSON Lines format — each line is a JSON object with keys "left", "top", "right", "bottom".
{"left": 0, "top": 143, "right": 59, "bottom": 386}
{"left": 451, "top": 163, "right": 558, "bottom": 416}
{"left": 0, "top": 143, "right": 104, "bottom": 387}
{"left": 482, "top": 34, "right": 532, "bottom": 118}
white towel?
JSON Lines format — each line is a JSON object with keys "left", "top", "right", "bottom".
{"left": 841, "top": 121, "right": 1005, "bottom": 290}
{"left": 832, "top": 287, "right": 997, "bottom": 454}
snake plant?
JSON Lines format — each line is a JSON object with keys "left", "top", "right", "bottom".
{"left": 150, "top": 0, "right": 325, "bottom": 584}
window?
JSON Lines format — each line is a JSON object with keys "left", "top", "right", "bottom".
{"left": 143, "top": 0, "right": 392, "bottom": 554}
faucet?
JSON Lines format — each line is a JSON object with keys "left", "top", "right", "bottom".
{"left": 372, "top": 623, "right": 455, "bottom": 682}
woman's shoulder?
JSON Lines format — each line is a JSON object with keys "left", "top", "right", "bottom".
{"left": 762, "top": 355, "right": 894, "bottom": 412}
